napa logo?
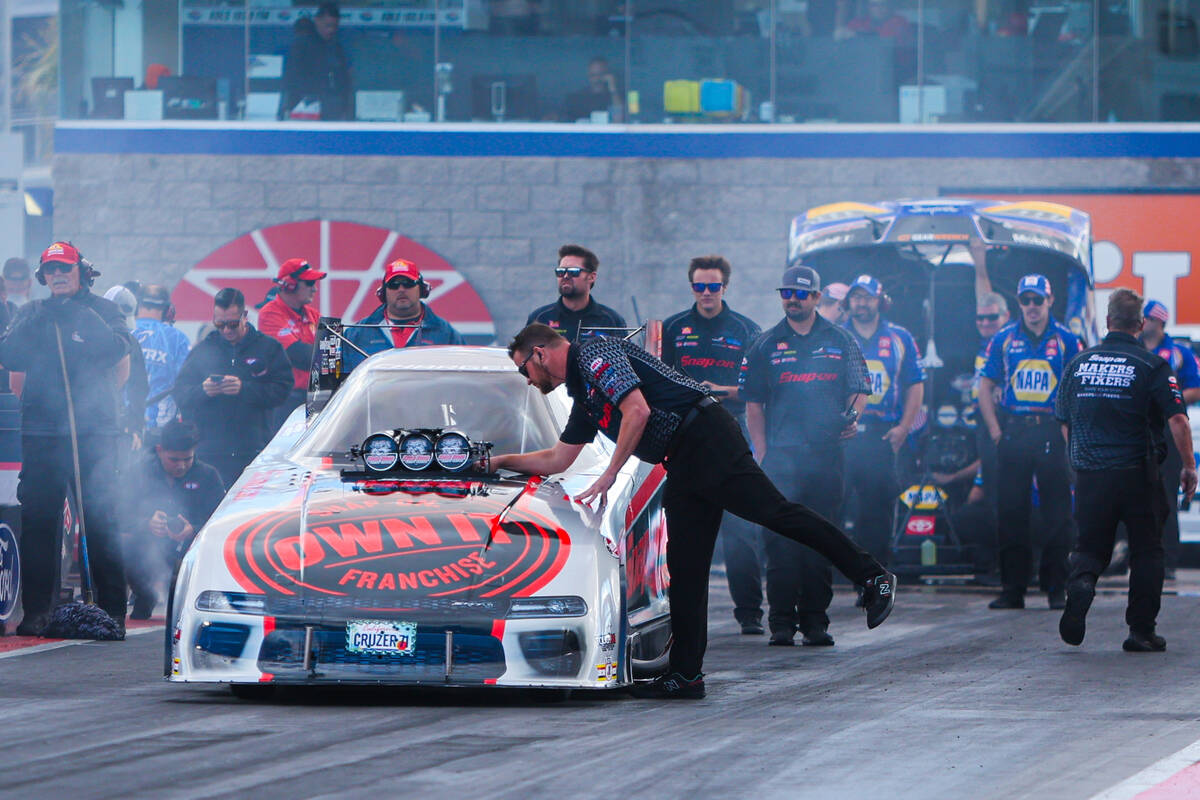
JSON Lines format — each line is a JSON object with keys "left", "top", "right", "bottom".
{"left": 865, "top": 359, "right": 891, "bottom": 404}
{"left": 1011, "top": 358, "right": 1056, "bottom": 403}
{"left": 900, "top": 485, "right": 948, "bottom": 510}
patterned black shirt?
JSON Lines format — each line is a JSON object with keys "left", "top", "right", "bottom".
{"left": 661, "top": 302, "right": 761, "bottom": 416}
{"left": 559, "top": 337, "right": 708, "bottom": 464}
{"left": 739, "top": 314, "right": 871, "bottom": 450}
{"left": 1055, "top": 331, "right": 1188, "bottom": 471}
{"left": 526, "top": 297, "right": 627, "bottom": 342}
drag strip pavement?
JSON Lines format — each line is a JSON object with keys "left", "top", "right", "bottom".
{"left": 2, "top": 584, "right": 1200, "bottom": 799}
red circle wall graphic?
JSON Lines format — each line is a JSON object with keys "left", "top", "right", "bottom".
{"left": 173, "top": 220, "right": 495, "bottom": 343}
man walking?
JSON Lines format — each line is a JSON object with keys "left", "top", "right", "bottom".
{"left": 661, "top": 255, "right": 764, "bottom": 634}
{"left": 492, "top": 323, "right": 895, "bottom": 698}
{"left": 527, "top": 244, "right": 627, "bottom": 341}
{"left": 1057, "top": 289, "right": 1196, "bottom": 651}
{"left": 740, "top": 265, "right": 870, "bottom": 647}
{"left": 978, "top": 274, "right": 1083, "bottom": 609}
{"left": 174, "top": 289, "right": 292, "bottom": 488}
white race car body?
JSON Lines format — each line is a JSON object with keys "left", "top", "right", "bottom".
{"left": 167, "top": 347, "right": 671, "bottom": 690}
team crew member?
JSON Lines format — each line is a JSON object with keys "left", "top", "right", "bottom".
{"left": 740, "top": 266, "right": 870, "bottom": 647}
{"left": 135, "top": 285, "right": 191, "bottom": 431}
{"left": 526, "top": 244, "right": 627, "bottom": 341}
{"left": 124, "top": 420, "right": 225, "bottom": 619}
{"left": 1141, "top": 299, "right": 1200, "bottom": 577}
{"left": 258, "top": 258, "right": 327, "bottom": 427}
{"left": 0, "top": 242, "right": 134, "bottom": 636}
{"left": 817, "top": 282, "right": 850, "bottom": 325}
{"left": 1057, "top": 289, "right": 1197, "bottom": 651}
{"left": 661, "top": 255, "right": 764, "bottom": 634}
{"left": 174, "top": 289, "right": 293, "bottom": 488}
{"left": 343, "top": 259, "right": 464, "bottom": 372}
{"left": 979, "top": 274, "right": 1083, "bottom": 610}
{"left": 841, "top": 274, "right": 925, "bottom": 561}
{"left": 492, "top": 324, "right": 895, "bottom": 699}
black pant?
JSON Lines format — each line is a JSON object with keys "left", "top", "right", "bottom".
{"left": 1160, "top": 437, "right": 1183, "bottom": 571}
{"left": 662, "top": 403, "right": 883, "bottom": 676}
{"left": 995, "top": 419, "right": 1072, "bottom": 597}
{"left": 1069, "top": 468, "right": 1168, "bottom": 633}
{"left": 18, "top": 433, "right": 126, "bottom": 621}
{"left": 843, "top": 424, "right": 900, "bottom": 563}
{"left": 721, "top": 416, "right": 763, "bottom": 626}
{"left": 125, "top": 534, "right": 181, "bottom": 609}
{"left": 761, "top": 445, "right": 844, "bottom": 636}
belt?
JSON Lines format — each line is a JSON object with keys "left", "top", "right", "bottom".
{"left": 1005, "top": 413, "right": 1056, "bottom": 427}
{"left": 665, "top": 396, "right": 717, "bottom": 462}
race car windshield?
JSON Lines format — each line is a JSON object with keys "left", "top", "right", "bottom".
{"left": 292, "top": 368, "right": 562, "bottom": 466}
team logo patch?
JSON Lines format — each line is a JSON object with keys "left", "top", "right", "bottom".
{"left": 1011, "top": 358, "right": 1056, "bottom": 403}
{"left": 865, "top": 359, "right": 891, "bottom": 403}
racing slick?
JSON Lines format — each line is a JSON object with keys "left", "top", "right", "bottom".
{"left": 493, "top": 323, "right": 896, "bottom": 699}
{"left": 740, "top": 265, "right": 870, "bottom": 647}
{"left": 1057, "top": 289, "right": 1197, "bottom": 651}
{"left": 342, "top": 259, "right": 464, "bottom": 372}
{"left": 135, "top": 284, "right": 191, "bottom": 431}
{"left": 257, "top": 258, "right": 326, "bottom": 426}
{"left": 661, "top": 255, "right": 764, "bottom": 634}
{"left": 526, "top": 244, "right": 626, "bottom": 341}
{"left": 841, "top": 274, "right": 925, "bottom": 562}
{"left": 1141, "top": 299, "right": 1200, "bottom": 576}
{"left": 979, "top": 274, "right": 1083, "bottom": 610}
{"left": 0, "top": 242, "right": 134, "bottom": 636}
{"left": 174, "top": 288, "right": 293, "bottom": 488}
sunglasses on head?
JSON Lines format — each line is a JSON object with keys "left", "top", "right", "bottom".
{"left": 1018, "top": 294, "right": 1046, "bottom": 307}
{"left": 692, "top": 282, "right": 724, "bottom": 294}
{"left": 386, "top": 276, "right": 419, "bottom": 290}
{"left": 779, "top": 288, "right": 816, "bottom": 300}
{"left": 213, "top": 319, "right": 243, "bottom": 331}
{"left": 554, "top": 266, "right": 588, "bottom": 278}
{"left": 41, "top": 261, "right": 75, "bottom": 275}
{"left": 976, "top": 313, "right": 1001, "bottom": 322}
{"left": 517, "top": 346, "right": 542, "bottom": 379}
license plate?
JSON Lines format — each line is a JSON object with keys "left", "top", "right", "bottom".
{"left": 346, "top": 619, "right": 417, "bottom": 656}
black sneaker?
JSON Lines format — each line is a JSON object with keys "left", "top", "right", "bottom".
{"left": 739, "top": 621, "right": 765, "bottom": 635}
{"left": 988, "top": 594, "right": 1025, "bottom": 610}
{"left": 15, "top": 612, "right": 48, "bottom": 637}
{"left": 1048, "top": 588, "right": 1066, "bottom": 610}
{"left": 768, "top": 631, "right": 795, "bottom": 646}
{"left": 1058, "top": 578, "right": 1095, "bottom": 646}
{"left": 1123, "top": 630, "right": 1166, "bottom": 652}
{"left": 631, "top": 672, "right": 706, "bottom": 699}
{"left": 801, "top": 629, "right": 835, "bottom": 647}
{"left": 861, "top": 571, "right": 896, "bottom": 629}
{"left": 130, "top": 596, "right": 155, "bottom": 621}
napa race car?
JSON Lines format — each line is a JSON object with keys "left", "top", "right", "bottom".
{"left": 166, "top": 344, "right": 672, "bottom": 696}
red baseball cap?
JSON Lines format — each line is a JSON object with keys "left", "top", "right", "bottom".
{"left": 383, "top": 258, "right": 421, "bottom": 283}
{"left": 278, "top": 257, "right": 326, "bottom": 282}
{"left": 41, "top": 241, "right": 81, "bottom": 266}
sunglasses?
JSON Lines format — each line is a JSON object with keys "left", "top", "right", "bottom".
{"left": 976, "top": 313, "right": 1001, "bottom": 322}
{"left": 1018, "top": 294, "right": 1046, "bottom": 307}
{"left": 517, "top": 346, "right": 542, "bottom": 378}
{"left": 41, "top": 261, "right": 75, "bottom": 275}
{"left": 692, "top": 282, "right": 725, "bottom": 294}
{"left": 212, "top": 319, "right": 244, "bottom": 331}
{"left": 386, "top": 276, "right": 419, "bottom": 290}
{"left": 299, "top": 279, "right": 317, "bottom": 288}
{"left": 554, "top": 267, "right": 588, "bottom": 278}
{"left": 779, "top": 288, "right": 816, "bottom": 300}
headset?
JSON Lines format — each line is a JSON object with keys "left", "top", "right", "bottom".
{"left": 36, "top": 242, "right": 98, "bottom": 288}
{"left": 376, "top": 272, "right": 431, "bottom": 303}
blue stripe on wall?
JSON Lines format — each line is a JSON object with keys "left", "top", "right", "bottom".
{"left": 54, "top": 123, "right": 1200, "bottom": 160}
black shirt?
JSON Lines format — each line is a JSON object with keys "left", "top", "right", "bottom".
{"left": 739, "top": 315, "right": 871, "bottom": 450}
{"left": 661, "top": 302, "right": 761, "bottom": 416}
{"left": 0, "top": 290, "right": 132, "bottom": 437}
{"left": 559, "top": 337, "right": 707, "bottom": 464}
{"left": 526, "top": 297, "right": 627, "bottom": 342}
{"left": 124, "top": 451, "right": 226, "bottom": 550}
{"left": 1055, "top": 331, "right": 1188, "bottom": 471}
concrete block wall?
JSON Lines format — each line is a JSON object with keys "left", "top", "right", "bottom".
{"left": 52, "top": 151, "right": 1193, "bottom": 341}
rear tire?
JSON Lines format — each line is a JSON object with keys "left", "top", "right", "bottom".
{"left": 230, "top": 684, "right": 277, "bottom": 701}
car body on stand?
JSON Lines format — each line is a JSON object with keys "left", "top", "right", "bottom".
{"left": 167, "top": 342, "right": 671, "bottom": 696}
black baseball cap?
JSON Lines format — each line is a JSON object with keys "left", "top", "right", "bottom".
{"left": 779, "top": 265, "right": 821, "bottom": 292}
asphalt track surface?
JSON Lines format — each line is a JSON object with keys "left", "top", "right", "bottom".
{"left": 3, "top": 577, "right": 1200, "bottom": 800}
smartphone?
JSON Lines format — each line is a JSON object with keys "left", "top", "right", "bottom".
{"left": 208, "top": 374, "right": 225, "bottom": 383}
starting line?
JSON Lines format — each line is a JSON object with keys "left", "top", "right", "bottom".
{"left": 1092, "top": 738, "right": 1200, "bottom": 800}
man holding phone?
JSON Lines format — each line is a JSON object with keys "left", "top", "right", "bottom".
{"left": 124, "top": 420, "right": 225, "bottom": 619}
{"left": 174, "top": 288, "right": 292, "bottom": 488}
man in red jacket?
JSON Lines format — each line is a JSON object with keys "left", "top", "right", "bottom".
{"left": 258, "top": 258, "right": 326, "bottom": 428}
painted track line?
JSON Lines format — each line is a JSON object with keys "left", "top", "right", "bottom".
{"left": 0, "top": 624, "right": 162, "bottom": 659}
{"left": 1091, "top": 737, "right": 1200, "bottom": 800}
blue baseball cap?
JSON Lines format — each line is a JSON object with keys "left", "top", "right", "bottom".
{"left": 1144, "top": 300, "right": 1170, "bottom": 323}
{"left": 779, "top": 265, "right": 821, "bottom": 292}
{"left": 1017, "top": 274, "right": 1051, "bottom": 298}
{"left": 848, "top": 274, "right": 883, "bottom": 298}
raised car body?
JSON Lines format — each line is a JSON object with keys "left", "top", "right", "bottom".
{"left": 168, "top": 346, "right": 671, "bottom": 690}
